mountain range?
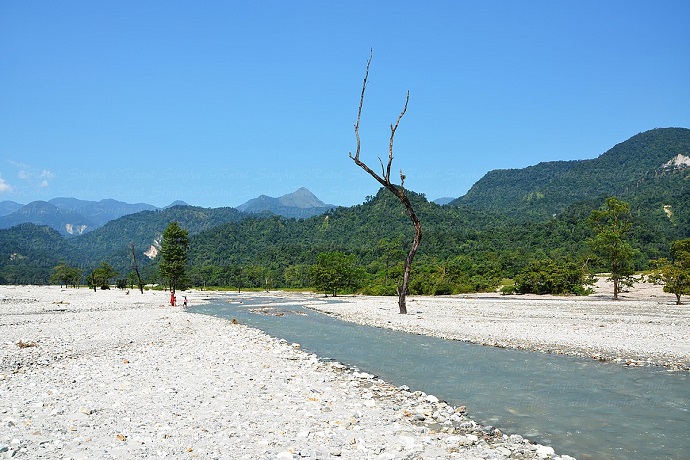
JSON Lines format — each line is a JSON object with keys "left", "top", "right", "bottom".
{"left": 0, "top": 188, "right": 336, "bottom": 237}
{"left": 1, "top": 127, "right": 688, "bottom": 286}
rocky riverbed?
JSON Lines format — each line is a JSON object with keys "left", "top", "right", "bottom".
{"left": 1, "top": 286, "right": 574, "bottom": 459}
{"left": 307, "top": 279, "right": 690, "bottom": 371}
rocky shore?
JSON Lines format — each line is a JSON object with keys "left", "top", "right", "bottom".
{"left": 1, "top": 286, "right": 575, "bottom": 459}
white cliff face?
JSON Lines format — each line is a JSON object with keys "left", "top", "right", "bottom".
{"left": 663, "top": 205, "right": 673, "bottom": 219}
{"left": 65, "top": 223, "right": 89, "bottom": 235}
{"left": 662, "top": 154, "right": 690, "bottom": 170}
{"left": 144, "top": 245, "right": 159, "bottom": 259}
{"left": 144, "top": 237, "right": 161, "bottom": 259}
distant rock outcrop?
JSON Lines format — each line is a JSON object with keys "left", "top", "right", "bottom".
{"left": 661, "top": 153, "right": 690, "bottom": 170}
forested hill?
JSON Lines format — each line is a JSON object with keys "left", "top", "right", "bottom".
{"left": 1, "top": 127, "right": 689, "bottom": 288}
{"left": 453, "top": 128, "right": 690, "bottom": 220}
{"left": 0, "top": 224, "right": 79, "bottom": 284}
{"left": 67, "top": 205, "right": 246, "bottom": 274}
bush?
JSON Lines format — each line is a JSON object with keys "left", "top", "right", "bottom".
{"left": 513, "top": 258, "right": 593, "bottom": 295}
{"left": 361, "top": 282, "right": 398, "bottom": 296}
{"left": 431, "top": 282, "right": 453, "bottom": 296}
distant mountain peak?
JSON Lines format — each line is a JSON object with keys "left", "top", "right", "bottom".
{"left": 278, "top": 187, "right": 326, "bottom": 209}
{"left": 433, "top": 197, "right": 456, "bottom": 206}
{"left": 165, "top": 200, "right": 190, "bottom": 208}
{"left": 237, "top": 188, "right": 335, "bottom": 218}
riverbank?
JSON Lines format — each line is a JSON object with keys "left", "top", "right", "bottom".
{"left": 1, "top": 286, "right": 573, "bottom": 459}
{"left": 306, "top": 278, "right": 690, "bottom": 371}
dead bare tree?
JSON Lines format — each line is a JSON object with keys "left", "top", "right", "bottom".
{"left": 349, "top": 51, "right": 422, "bottom": 314}
{"left": 130, "top": 242, "right": 144, "bottom": 294}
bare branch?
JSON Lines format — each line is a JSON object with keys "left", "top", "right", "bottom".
{"left": 387, "top": 91, "right": 409, "bottom": 182}
{"left": 349, "top": 49, "right": 372, "bottom": 163}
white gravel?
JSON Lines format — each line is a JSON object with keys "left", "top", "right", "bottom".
{"left": 1, "top": 285, "right": 576, "bottom": 460}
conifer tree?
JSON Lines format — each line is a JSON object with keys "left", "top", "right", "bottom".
{"left": 159, "top": 222, "right": 190, "bottom": 292}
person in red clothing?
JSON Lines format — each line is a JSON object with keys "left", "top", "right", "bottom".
{"left": 170, "top": 291, "right": 176, "bottom": 306}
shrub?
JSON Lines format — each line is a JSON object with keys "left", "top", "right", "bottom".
{"left": 513, "top": 258, "right": 594, "bottom": 295}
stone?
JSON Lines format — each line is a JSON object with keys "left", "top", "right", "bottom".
{"left": 455, "top": 435, "right": 475, "bottom": 446}
{"left": 353, "top": 372, "right": 375, "bottom": 379}
{"left": 398, "top": 436, "right": 417, "bottom": 449}
{"left": 3, "top": 418, "right": 17, "bottom": 427}
{"left": 536, "top": 444, "right": 556, "bottom": 458}
{"left": 495, "top": 446, "right": 512, "bottom": 456}
{"left": 509, "top": 434, "right": 524, "bottom": 444}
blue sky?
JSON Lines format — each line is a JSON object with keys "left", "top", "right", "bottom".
{"left": 1, "top": 1, "right": 689, "bottom": 208}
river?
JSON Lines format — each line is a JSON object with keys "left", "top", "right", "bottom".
{"left": 189, "top": 294, "right": 689, "bottom": 460}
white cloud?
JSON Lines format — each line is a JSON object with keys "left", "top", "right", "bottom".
{"left": 12, "top": 163, "right": 55, "bottom": 188}
{"left": 0, "top": 177, "right": 12, "bottom": 192}
{"left": 8, "top": 160, "right": 30, "bottom": 169}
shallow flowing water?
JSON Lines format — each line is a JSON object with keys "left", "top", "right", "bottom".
{"left": 189, "top": 295, "right": 689, "bottom": 460}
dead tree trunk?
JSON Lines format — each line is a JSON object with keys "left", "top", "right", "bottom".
{"left": 349, "top": 51, "right": 421, "bottom": 314}
{"left": 130, "top": 243, "right": 145, "bottom": 294}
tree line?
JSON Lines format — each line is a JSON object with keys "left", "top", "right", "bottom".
{"left": 46, "top": 196, "right": 690, "bottom": 304}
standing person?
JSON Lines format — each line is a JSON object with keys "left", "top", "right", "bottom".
{"left": 170, "top": 291, "right": 176, "bottom": 307}
{"left": 183, "top": 296, "right": 188, "bottom": 307}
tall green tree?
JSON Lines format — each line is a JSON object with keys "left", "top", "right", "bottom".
{"left": 587, "top": 197, "right": 635, "bottom": 300}
{"left": 159, "top": 222, "right": 190, "bottom": 292}
{"left": 89, "top": 262, "right": 120, "bottom": 290}
{"left": 50, "top": 263, "right": 83, "bottom": 288}
{"left": 650, "top": 238, "right": 690, "bottom": 305}
{"left": 284, "top": 264, "right": 311, "bottom": 288}
{"left": 311, "top": 251, "right": 361, "bottom": 296}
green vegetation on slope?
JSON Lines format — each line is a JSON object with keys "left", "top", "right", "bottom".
{"left": 1, "top": 128, "right": 688, "bottom": 294}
